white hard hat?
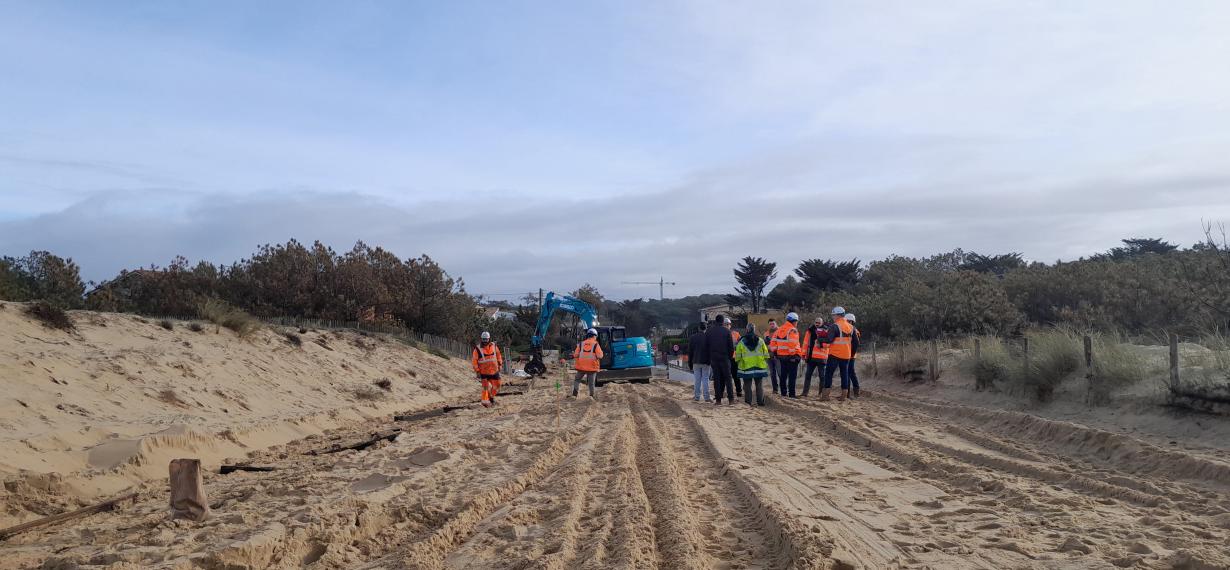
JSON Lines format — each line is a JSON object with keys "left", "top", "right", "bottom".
{"left": 831, "top": 306, "right": 846, "bottom": 316}
{"left": 845, "top": 313, "right": 857, "bottom": 323}
{"left": 480, "top": 331, "right": 491, "bottom": 340}
{"left": 786, "top": 312, "right": 799, "bottom": 322}
{"left": 723, "top": 317, "right": 732, "bottom": 324}
{"left": 586, "top": 328, "right": 598, "bottom": 335}
{"left": 814, "top": 315, "right": 824, "bottom": 323}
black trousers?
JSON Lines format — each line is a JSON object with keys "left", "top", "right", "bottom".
{"left": 731, "top": 357, "right": 742, "bottom": 396}
{"left": 711, "top": 359, "right": 735, "bottom": 402}
{"left": 802, "top": 360, "right": 826, "bottom": 396}
{"left": 778, "top": 357, "right": 799, "bottom": 397}
{"left": 767, "top": 358, "right": 779, "bottom": 393}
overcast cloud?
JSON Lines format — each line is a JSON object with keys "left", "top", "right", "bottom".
{"left": 3, "top": 1, "right": 1230, "bottom": 299}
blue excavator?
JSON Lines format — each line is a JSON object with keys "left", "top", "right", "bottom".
{"left": 523, "top": 291, "right": 655, "bottom": 383}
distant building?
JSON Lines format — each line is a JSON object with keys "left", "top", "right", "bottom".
{"left": 482, "top": 306, "right": 518, "bottom": 321}
{"left": 698, "top": 303, "right": 741, "bottom": 323}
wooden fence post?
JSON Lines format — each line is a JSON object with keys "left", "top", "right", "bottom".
{"left": 928, "top": 339, "right": 938, "bottom": 383}
{"left": 871, "top": 342, "right": 879, "bottom": 377}
{"left": 974, "top": 338, "right": 981, "bottom": 362}
{"left": 1023, "top": 337, "right": 1031, "bottom": 394}
{"left": 1083, "top": 335, "right": 1094, "bottom": 403}
{"left": 1169, "top": 333, "right": 1180, "bottom": 396}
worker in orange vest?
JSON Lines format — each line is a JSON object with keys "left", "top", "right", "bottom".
{"left": 800, "top": 315, "right": 832, "bottom": 397}
{"left": 846, "top": 313, "right": 862, "bottom": 398}
{"left": 725, "top": 317, "right": 743, "bottom": 398}
{"left": 471, "top": 331, "right": 504, "bottom": 408}
{"left": 769, "top": 312, "right": 802, "bottom": 397}
{"left": 572, "top": 328, "right": 604, "bottom": 399}
{"left": 821, "top": 307, "right": 855, "bottom": 401}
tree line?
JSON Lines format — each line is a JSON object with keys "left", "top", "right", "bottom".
{"left": 2, "top": 240, "right": 483, "bottom": 341}
{"left": 728, "top": 232, "right": 1230, "bottom": 340}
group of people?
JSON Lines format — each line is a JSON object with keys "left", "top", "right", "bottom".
{"left": 471, "top": 327, "right": 605, "bottom": 406}
{"left": 687, "top": 307, "right": 861, "bottom": 406}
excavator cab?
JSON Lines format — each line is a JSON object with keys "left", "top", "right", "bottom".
{"left": 594, "top": 326, "right": 625, "bottom": 369}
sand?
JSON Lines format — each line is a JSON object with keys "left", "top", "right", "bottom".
{"left": 3, "top": 306, "right": 1229, "bottom": 569}
{"left": 0, "top": 303, "right": 475, "bottom": 531}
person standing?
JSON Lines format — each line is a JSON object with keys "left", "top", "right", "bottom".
{"left": 765, "top": 319, "right": 780, "bottom": 394}
{"left": 846, "top": 313, "right": 862, "bottom": 398}
{"left": 687, "top": 322, "right": 711, "bottom": 402}
{"left": 735, "top": 323, "right": 770, "bottom": 406}
{"left": 769, "top": 312, "right": 802, "bottom": 397}
{"left": 705, "top": 314, "right": 736, "bottom": 405}
{"left": 820, "top": 307, "right": 855, "bottom": 401}
{"left": 799, "top": 316, "right": 831, "bottom": 397}
{"left": 724, "top": 317, "right": 743, "bottom": 398}
{"left": 471, "top": 331, "right": 504, "bottom": 408}
{"left": 572, "top": 328, "right": 604, "bottom": 399}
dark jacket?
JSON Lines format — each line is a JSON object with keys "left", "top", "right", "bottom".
{"left": 851, "top": 326, "right": 861, "bottom": 357}
{"left": 802, "top": 324, "right": 832, "bottom": 363}
{"left": 687, "top": 331, "right": 709, "bottom": 369}
{"left": 705, "top": 325, "right": 736, "bottom": 363}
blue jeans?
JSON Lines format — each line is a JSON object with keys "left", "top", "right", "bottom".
{"left": 823, "top": 358, "right": 852, "bottom": 389}
{"left": 692, "top": 364, "right": 711, "bottom": 401}
{"left": 778, "top": 357, "right": 799, "bottom": 397}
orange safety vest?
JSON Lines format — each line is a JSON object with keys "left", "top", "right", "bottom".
{"left": 769, "top": 322, "right": 801, "bottom": 357}
{"left": 828, "top": 317, "right": 854, "bottom": 360}
{"left": 471, "top": 342, "right": 503, "bottom": 375}
{"left": 801, "top": 327, "right": 830, "bottom": 361}
{"left": 573, "top": 337, "right": 604, "bottom": 372}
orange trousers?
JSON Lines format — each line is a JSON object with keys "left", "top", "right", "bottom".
{"left": 480, "top": 378, "right": 502, "bottom": 406}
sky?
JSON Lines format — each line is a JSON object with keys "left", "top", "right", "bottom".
{"left": 3, "top": 0, "right": 1230, "bottom": 300}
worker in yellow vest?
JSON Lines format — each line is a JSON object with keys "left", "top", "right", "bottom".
{"left": 820, "top": 307, "right": 855, "bottom": 401}
{"left": 572, "top": 328, "right": 604, "bottom": 399}
{"left": 471, "top": 331, "right": 504, "bottom": 407}
{"left": 735, "top": 323, "right": 770, "bottom": 406}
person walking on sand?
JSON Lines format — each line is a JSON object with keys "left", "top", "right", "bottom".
{"left": 687, "top": 322, "right": 712, "bottom": 402}
{"left": 769, "top": 312, "right": 802, "bottom": 397}
{"left": 735, "top": 323, "right": 770, "bottom": 406}
{"left": 724, "top": 317, "right": 743, "bottom": 398}
{"left": 800, "top": 316, "right": 831, "bottom": 397}
{"left": 572, "top": 328, "right": 604, "bottom": 399}
{"left": 472, "top": 331, "right": 504, "bottom": 408}
{"left": 765, "top": 319, "right": 780, "bottom": 394}
{"left": 846, "top": 313, "right": 862, "bottom": 398}
{"left": 820, "top": 307, "right": 855, "bottom": 401}
{"left": 706, "top": 314, "right": 737, "bottom": 405}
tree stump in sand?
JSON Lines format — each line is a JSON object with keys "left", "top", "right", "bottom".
{"left": 169, "top": 458, "right": 210, "bottom": 521}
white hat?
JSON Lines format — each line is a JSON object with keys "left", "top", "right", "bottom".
{"left": 845, "top": 313, "right": 857, "bottom": 323}
{"left": 786, "top": 312, "right": 799, "bottom": 322}
{"left": 831, "top": 306, "right": 846, "bottom": 316}
{"left": 480, "top": 331, "right": 491, "bottom": 340}
{"left": 586, "top": 328, "right": 598, "bottom": 336}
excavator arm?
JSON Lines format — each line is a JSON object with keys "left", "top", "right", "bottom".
{"left": 525, "top": 291, "right": 597, "bottom": 376}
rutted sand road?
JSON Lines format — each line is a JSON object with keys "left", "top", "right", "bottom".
{"left": 5, "top": 382, "right": 1229, "bottom": 569}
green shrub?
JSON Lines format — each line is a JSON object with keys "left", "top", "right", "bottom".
{"left": 25, "top": 301, "right": 75, "bottom": 331}
{"left": 1026, "top": 330, "right": 1082, "bottom": 401}
{"left": 1087, "top": 334, "right": 1154, "bottom": 403}
{"left": 197, "top": 298, "right": 261, "bottom": 338}
{"left": 188, "top": 322, "right": 204, "bottom": 332}
{"left": 886, "top": 342, "right": 930, "bottom": 381}
{"left": 159, "top": 319, "right": 174, "bottom": 331}
{"left": 962, "top": 336, "right": 1014, "bottom": 390}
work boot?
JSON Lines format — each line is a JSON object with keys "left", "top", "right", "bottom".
{"left": 853, "top": 386, "right": 860, "bottom": 398}
{"left": 819, "top": 388, "right": 831, "bottom": 401}
{"left": 837, "top": 389, "right": 849, "bottom": 401}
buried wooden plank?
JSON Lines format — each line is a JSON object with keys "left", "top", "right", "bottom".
{"left": 307, "top": 429, "right": 403, "bottom": 456}
{"left": 219, "top": 464, "right": 277, "bottom": 475}
{"left": 0, "top": 492, "right": 139, "bottom": 540}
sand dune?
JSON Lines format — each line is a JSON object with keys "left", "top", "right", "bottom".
{"left": 0, "top": 303, "right": 475, "bottom": 530}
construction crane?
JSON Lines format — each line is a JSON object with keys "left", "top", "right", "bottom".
{"left": 621, "top": 277, "right": 677, "bottom": 300}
